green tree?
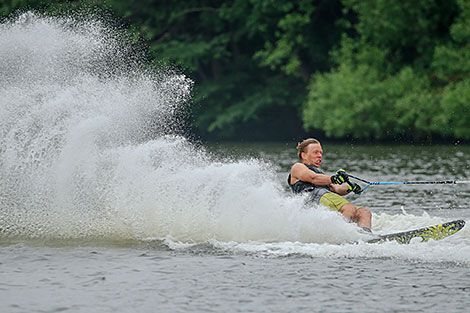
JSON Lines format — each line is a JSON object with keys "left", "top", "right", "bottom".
{"left": 3, "top": 0, "right": 468, "bottom": 141}
{"left": 103, "top": 0, "right": 346, "bottom": 140}
{"left": 304, "top": 0, "right": 470, "bottom": 141}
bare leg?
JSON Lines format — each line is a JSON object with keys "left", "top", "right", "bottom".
{"left": 339, "top": 204, "right": 372, "bottom": 229}
{"left": 355, "top": 207, "right": 372, "bottom": 229}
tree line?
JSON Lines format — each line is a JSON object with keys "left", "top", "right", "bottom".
{"left": 2, "top": 0, "right": 469, "bottom": 142}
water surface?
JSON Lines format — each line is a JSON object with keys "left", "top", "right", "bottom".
{"left": 1, "top": 13, "right": 470, "bottom": 313}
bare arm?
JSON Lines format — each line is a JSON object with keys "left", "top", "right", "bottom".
{"left": 290, "top": 163, "right": 351, "bottom": 195}
{"left": 290, "top": 163, "right": 333, "bottom": 186}
{"left": 329, "top": 183, "right": 350, "bottom": 195}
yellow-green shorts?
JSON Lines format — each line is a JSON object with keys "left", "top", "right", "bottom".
{"left": 319, "top": 192, "right": 351, "bottom": 211}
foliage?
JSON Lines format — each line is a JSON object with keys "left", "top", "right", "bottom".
{"left": 305, "top": 0, "right": 470, "bottom": 141}
{"left": 101, "top": 0, "right": 345, "bottom": 140}
{"left": 305, "top": 64, "right": 433, "bottom": 140}
{"left": 1, "top": 0, "right": 469, "bottom": 141}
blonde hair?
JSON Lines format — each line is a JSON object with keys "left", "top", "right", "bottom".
{"left": 296, "top": 138, "right": 321, "bottom": 160}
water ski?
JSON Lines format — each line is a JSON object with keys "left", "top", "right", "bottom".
{"left": 367, "top": 219, "right": 465, "bottom": 244}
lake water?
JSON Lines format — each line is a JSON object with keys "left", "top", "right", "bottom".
{"left": 2, "top": 143, "right": 470, "bottom": 313}
{"left": 2, "top": 12, "right": 470, "bottom": 313}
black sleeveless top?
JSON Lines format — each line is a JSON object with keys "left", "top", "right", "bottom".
{"left": 287, "top": 163, "right": 331, "bottom": 193}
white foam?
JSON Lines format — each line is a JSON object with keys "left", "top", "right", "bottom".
{"left": 0, "top": 13, "right": 367, "bottom": 244}
{"left": 1, "top": 13, "right": 467, "bottom": 265}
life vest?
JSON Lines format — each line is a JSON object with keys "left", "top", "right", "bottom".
{"left": 287, "top": 163, "right": 331, "bottom": 193}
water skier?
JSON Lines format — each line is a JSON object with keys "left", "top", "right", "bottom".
{"left": 288, "top": 138, "right": 372, "bottom": 231}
